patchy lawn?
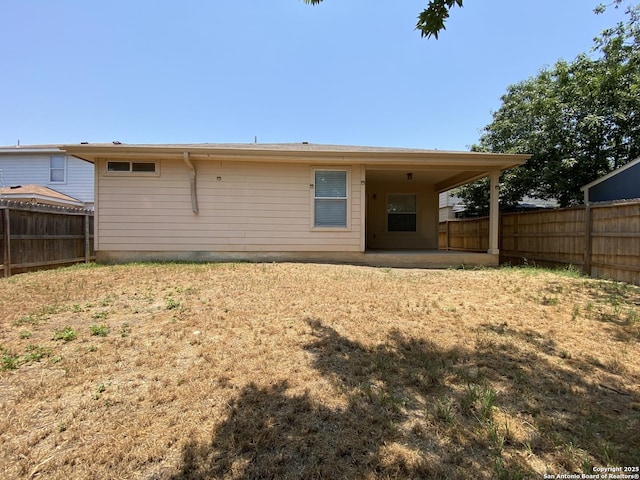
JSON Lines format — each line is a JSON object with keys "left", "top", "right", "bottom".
{"left": 1, "top": 262, "right": 639, "bottom": 479}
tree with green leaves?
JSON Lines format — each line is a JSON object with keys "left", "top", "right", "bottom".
{"left": 301, "top": 0, "right": 463, "bottom": 39}
{"left": 456, "top": 3, "right": 640, "bottom": 214}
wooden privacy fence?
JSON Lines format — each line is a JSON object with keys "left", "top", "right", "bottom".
{"left": 439, "top": 217, "right": 489, "bottom": 253}
{"left": 439, "top": 199, "right": 640, "bottom": 285}
{"left": 0, "top": 200, "right": 95, "bottom": 277}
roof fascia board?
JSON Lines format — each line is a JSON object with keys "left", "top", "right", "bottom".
{"left": 61, "top": 145, "right": 529, "bottom": 170}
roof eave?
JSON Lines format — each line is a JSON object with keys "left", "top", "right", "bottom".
{"left": 60, "top": 144, "right": 530, "bottom": 170}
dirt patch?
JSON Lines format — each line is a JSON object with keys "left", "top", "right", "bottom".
{"left": 1, "top": 262, "right": 639, "bottom": 479}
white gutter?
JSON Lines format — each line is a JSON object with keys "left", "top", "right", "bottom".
{"left": 183, "top": 152, "right": 198, "bottom": 214}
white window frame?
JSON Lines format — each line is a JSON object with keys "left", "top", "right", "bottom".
{"left": 386, "top": 193, "right": 418, "bottom": 233}
{"left": 104, "top": 160, "right": 160, "bottom": 177}
{"left": 49, "top": 156, "right": 67, "bottom": 184}
{"left": 310, "top": 167, "right": 351, "bottom": 231}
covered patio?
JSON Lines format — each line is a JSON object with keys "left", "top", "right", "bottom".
{"left": 362, "top": 151, "right": 529, "bottom": 265}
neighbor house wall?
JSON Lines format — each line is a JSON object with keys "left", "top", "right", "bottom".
{"left": 95, "top": 158, "right": 364, "bottom": 254}
{"left": 366, "top": 178, "right": 438, "bottom": 249}
{"left": 0, "top": 153, "right": 94, "bottom": 206}
{"left": 438, "top": 191, "right": 462, "bottom": 222}
{"left": 588, "top": 161, "right": 640, "bottom": 202}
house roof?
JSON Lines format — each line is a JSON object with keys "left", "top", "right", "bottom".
{"left": 60, "top": 142, "right": 531, "bottom": 192}
{"left": 60, "top": 142, "right": 529, "bottom": 162}
{"left": 0, "top": 184, "right": 86, "bottom": 208}
{"left": 581, "top": 156, "right": 640, "bottom": 191}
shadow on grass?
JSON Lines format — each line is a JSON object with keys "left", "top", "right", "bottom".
{"left": 171, "top": 318, "right": 640, "bottom": 479}
{"left": 579, "top": 280, "right": 640, "bottom": 343}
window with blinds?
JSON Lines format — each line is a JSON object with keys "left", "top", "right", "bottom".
{"left": 314, "top": 170, "right": 348, "bottom": 227}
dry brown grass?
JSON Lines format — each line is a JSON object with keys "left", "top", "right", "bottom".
{"left": 1, "top": 262, "right": 639, "bottom": 479}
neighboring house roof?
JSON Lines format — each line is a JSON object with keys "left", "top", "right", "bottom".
{"left": 581, "top": 156, "right": 640, "bottom": 190}
{"left": 60, "top": 142, "right": 530, "bottom": 193}
{"left": 0, "top": 184, "right": 86, "bottom": 208}
{"left": 581, "top": 156, "right": 640, "bottom": 203}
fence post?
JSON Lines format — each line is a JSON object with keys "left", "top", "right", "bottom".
{"left": 584, "top": 203, "right": 592, "bottom": 276}
{"left": 445, "top": 220, "right": 450, "bottom": 250}
{"left": 2, "top": 208, "right": 10, "bottom": 278}
{"left": 84, "top": 213, "right": 91, "bottom": 263}
{"left": 513, "top": 214, "right": 518, "bottom": 254}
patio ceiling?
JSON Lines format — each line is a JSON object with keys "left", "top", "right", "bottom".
{"left": 366, "top": 168, "right": 496, "bottom": 193}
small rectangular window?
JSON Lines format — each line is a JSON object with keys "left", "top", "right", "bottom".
{"left": 314, "top": 170, "right": 347, "bottom": 227}
{"left": 132, "top": 162, "right": 156, "bottom": 172}
{"left": 49, "top": 156, "right": 66, "bottom": 183}
{"left": 107, "top": 161, "right": 131, "bottom": 172}
{"left": 387, "top": 194, "right": 417, "bottom": 232}
{"left": 107, "top": 161, "right": 157, "bottom": 174}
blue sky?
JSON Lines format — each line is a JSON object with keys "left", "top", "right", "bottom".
{"left": 0, "top": 1, "right": 629, "bottom": 150}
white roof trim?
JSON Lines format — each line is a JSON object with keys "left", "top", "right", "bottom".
{"left": 0, "top": 145, "right": 63, "bottom": 153}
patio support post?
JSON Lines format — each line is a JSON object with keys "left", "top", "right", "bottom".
{"left": 488, "top": 170, "right": 500, "bottom": 255}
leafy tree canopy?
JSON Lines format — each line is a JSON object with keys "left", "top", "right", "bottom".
{"left": 301, "top": 0, "right": 463, "bottom": 39}
{"left": 456, "top": 2, "right": 640, "bottom": 215}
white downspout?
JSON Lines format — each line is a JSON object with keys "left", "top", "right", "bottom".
{"left": 183, "top": 152, "right": 198, "bottom": 214}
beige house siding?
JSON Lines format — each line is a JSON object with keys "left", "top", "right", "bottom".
{"left": 95, "top": 158, "right": 363, "bottom": 253}
{"left": 366, "top": 177, "right": 438, "bottom": 249}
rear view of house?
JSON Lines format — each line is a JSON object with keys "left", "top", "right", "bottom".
{"left": 61, "top": 143, "right": 529, "bottom": 268}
